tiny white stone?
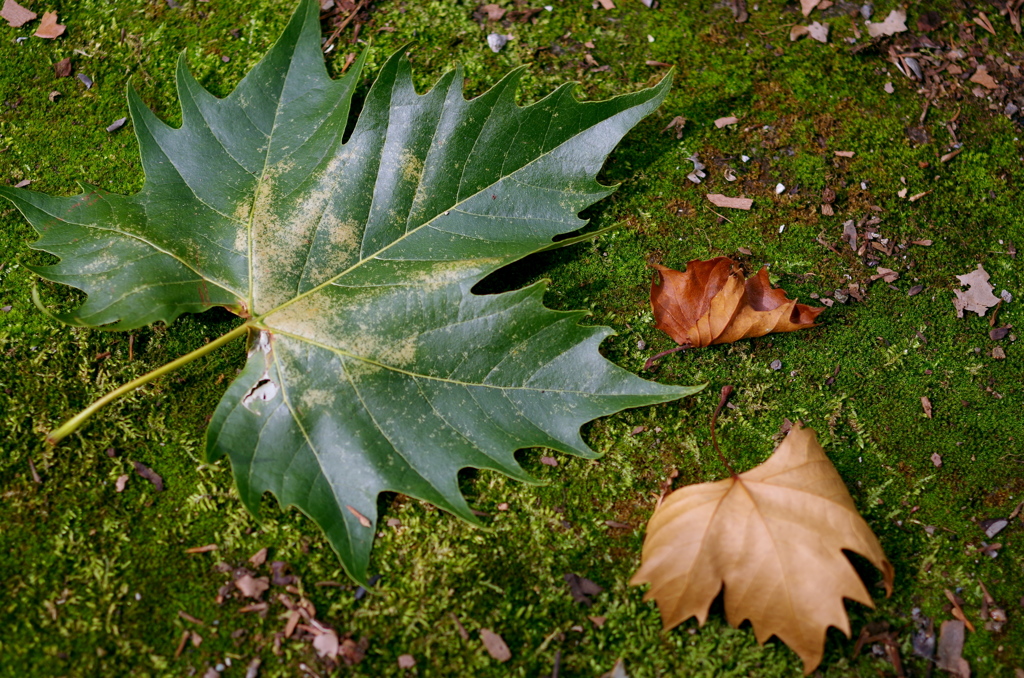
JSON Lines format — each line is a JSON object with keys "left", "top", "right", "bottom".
{"left": 544, "top": 5, "right": 552, "bottom": 9}
{"left": 741, "top": 155, "right": 750, "bottom": 162}
{"left": 647, "top": 34, "right": 655, "bottom": 42}
{"left": 135, "top": 593, "right": 141, "bottom": 601}
{"left": 775, "top": 183, "right": 785, "bottom": 194}
{"left": 778, "top": 224, "right": 786, "bottom": 233}
{"left": 487, "top": 33, "right": 509, "bottom": 53}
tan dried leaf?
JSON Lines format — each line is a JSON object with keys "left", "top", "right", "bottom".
{"left": 234, "top": 574, "right": 270, "bottom": 599}
{"left": 969, "top": 65, "right": 998, "bottom": 90}
{"left": 34, "top": 10, "right": 65, "bottom": 39}
{"left": 1, "top": 0, "right": 35, "bottom": 27}
{"left": 953, "top": 264, "right": 1000, "bottom": 317}
{"left": 650, "top": 258, "right": 823, "bottom": 348}
{"left": 313, "top": 629, "right": 340, "bottom": 659}
{"left": 714, "top": 116, "right": 739, "bottom": 128}
{"left": 631, "top": 424, "right": 894, "bottom": 674}
{"left": 800, "top": 0, "right": 819, "bottom": 16}
{"left": 866, "top": 9, "right": 907, "bottom": 37}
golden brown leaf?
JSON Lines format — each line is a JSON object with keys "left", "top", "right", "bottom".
{"left": 650, "top": 257, "right": 824, "bottom": 348}
{"left": 630, "top": 424, "right": 894, "bottom": 674}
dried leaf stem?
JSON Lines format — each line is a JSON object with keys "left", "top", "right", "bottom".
{"left": 711, "top": 385, "right": 736, "bottom": 477}
{"left": 46, "top": 323, "right": 249, "bottom": 445}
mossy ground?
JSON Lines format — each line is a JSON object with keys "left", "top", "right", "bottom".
{"left": 1, "top": 0, "right": 1022, "bottom": 676}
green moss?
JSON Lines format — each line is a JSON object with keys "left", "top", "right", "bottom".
{"left": 2, "top": 0, "right": 1023, "bottom": 676}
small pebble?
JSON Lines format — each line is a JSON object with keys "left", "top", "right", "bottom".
{"left": 487, "top": 33, "right": 508, "bottom": 53}
{"left": 770, "top": 359, "right": 782, "bottom": 371}
{"left": 775, "top": 183, "right": 785, "bottom": 194}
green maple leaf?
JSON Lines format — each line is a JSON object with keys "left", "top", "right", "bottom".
{"left": 0, "top": 0, "right": 702, "bottom": 581}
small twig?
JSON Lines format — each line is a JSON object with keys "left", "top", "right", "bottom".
{"left": 323, "top": 0, "right": 367, "bottom": 53}
{"left": 643, "top": 344, "right": 687, "bottom": 370}
{"left": 711, "top": 385, "right": 736, "bottom": 477}
{"left": 704, "top": 205, "right": 734, "bottom": 224}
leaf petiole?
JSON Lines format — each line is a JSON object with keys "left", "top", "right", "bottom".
{"left": 46, "top": 323, "right": 250, "bottom": 445}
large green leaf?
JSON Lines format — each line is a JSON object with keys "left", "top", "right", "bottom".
{"left": 1, "top": 0, "right": 702, "bottom": 581}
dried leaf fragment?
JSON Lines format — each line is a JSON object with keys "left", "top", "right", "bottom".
{"left": 34, "top": 11, "right": 65, "bottom": 39}
{"left": 0, "top": 0, "right": 34, "bottom": 27}
{"left": 133, "top": 460, "right": 164, "bottom": 491}
{"left": 953, "top": 265, "right": 1000, "bottom": 317}
{"left": 631, "top": 424, "right": 894, "bottom": 674}
{"left": 790, "top": 22, "right": 829, "bottom": 43}
{"left": 706, "top": 194, "right": 752, "bottom": 210}
{"left": 651, "top": 258, "right": 824, "bottom": 349}
{"left": 479, "top": 629, "right": 511, "bottom": 662}
{"left": 714, "top": 116, "right": 739, "bottom": 128}
{"left": 866, "top": 9, "right": 907, "bottom": 37}
{"left": 936, "top": 620, "right": 971, "bottom": 677}
{"left": 54, "top": 57, "right": 72, "bottom": 78}
{"left": 969, "top": 65, "right": 998, "bottom": 90}
{"left": 800, "top": 0, "right": 819, "bottom": 17}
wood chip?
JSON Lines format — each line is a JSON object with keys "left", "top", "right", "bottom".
{"left": 706, "top": 194, "right": 752, "bottom": 210}
{"left": 249, "top": 547, "right": 268, "bottom": 568}
{"left": 921, "top": 396, "right": 933, "bottom": 418}
{"left": 397, "top": 654, "right": 416, "bottom": 669}
{"left": 540, "top": 455, "right": 558, "bottom": 466}
{"left": 346, "top": 505, "right": 372, "bottom": 527}
{"left": 908, "top": 191, "right": 930, "bottom": 202}
{"left": 173, "top": 630, "right": 190, "bottom": 659}
{"left": 185, "top": 544, "right": 218, "bottom": 554}
{"left": 283, "top": 610, "right": 301, "bottom": 638}
{"left": 597, "top": 0, "right": 615, "bottom": 8}
{"left": 0, "top": 0, "right": 34, "bottom": 27}
{"left": 34, "top": 10, "right": 65, "bottom": 39}
{"left": 480, "top": 629, "right": 512, "bottom": 662}
{"left": 451, "top": 613, "right": 470, "bottom": 641}
{"left": 238, "top": 602, "right": 269, "bottom": 613}
{"left": 940, "top": 148, "right": 962, "bottom": 163}
{"left": 714, "top": 116, "right": 739, "bottom": 128}
{"left": 132, "top": 460, "right": 164, "bottom": 491}
{"left": 178, "top": 610, "right": 205, "bottom": 625}
{"left": 910, "top": 239, "right": 932, "bottom": 246}
{"left": 834, "top": 150, "right": 854, "bottom": 158}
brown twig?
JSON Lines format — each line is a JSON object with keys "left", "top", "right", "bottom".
{"left": 323, "top": 0, "right": 367, "bottom": 53}
{"left": 711, "top": 385, "right": 736, "bottom": 477}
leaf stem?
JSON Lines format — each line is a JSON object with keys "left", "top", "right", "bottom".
{"left": 643, "top": 345, "right": 688, "bottom": 370}
{"left": 710, "top": 385, "right": 736, "bottom": 477}
{"left": 46, "top": 323, "right": 250, "bottom": 445}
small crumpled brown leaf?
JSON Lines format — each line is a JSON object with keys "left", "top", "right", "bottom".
{"left": 631, "top": 424, "right": 894, "bottom": 674}
{"left": 866, "top": 9, "right": 907, "bottom": 37}
{"left": 651, "top": 257, "right": 824, "bottom": 348}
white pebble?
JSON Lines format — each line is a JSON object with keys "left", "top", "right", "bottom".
{"left": 487, "top": 33, "right": 508, "bottom": 53}
{"left": 775, "top": 183, "right": 785, "bottom": 194}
